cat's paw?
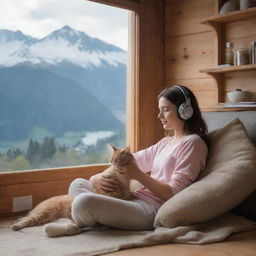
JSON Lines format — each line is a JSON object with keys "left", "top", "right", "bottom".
{"left": 11, "top": 217, "right": 28, "bottom": 231}
{"left": 12, "top": 223, "right": 21, "bottom": 231}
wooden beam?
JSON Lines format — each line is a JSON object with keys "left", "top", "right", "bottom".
{"left": 135, "top": 0, "right": 165, "bottom": 150}
{"left": 87, "top": 0, "right": 140, "bottom": 12}
{"left": 0, "top": 165, "right": 108, "bottom": 217}
{"left": 127, "top": 11, "right": 140, "bottom": 151}
{"left": 0, "top": 165, "right": 108, "bottom": 186}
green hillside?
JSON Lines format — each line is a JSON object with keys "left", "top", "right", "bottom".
{"left": 0, "top": 66, "right": 123, "bottom": 141}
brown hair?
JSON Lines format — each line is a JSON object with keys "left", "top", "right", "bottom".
{"left": 158, "top": 85, "right": 209, "bottom": 146}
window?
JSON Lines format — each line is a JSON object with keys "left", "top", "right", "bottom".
{"left": 0, "top": 0, "right": 165, "bottom": 217}
{"left": 0, "top": 0, "right": 129, "bottom": 172}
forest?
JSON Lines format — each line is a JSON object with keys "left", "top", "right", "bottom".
{"left": 0, "top": 129, "right": 125, "bottom": 172}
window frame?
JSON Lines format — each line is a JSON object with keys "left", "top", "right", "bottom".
{"left": 0, "top": 0, "right": 164, "bottom": 217}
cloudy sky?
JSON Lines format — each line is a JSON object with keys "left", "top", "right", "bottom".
{"left": 0, "top": 0, "right": 129, "bottom": 50}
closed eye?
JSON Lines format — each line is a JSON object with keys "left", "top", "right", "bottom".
{"left": 159, "top": 107, "right": 170, "bottom": 112}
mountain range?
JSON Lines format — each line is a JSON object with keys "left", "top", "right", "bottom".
{"left": 0, "top": 26, "right": 127, "bottom": 141}
{"left": 0, "top": 25, "right": 126, "bottom": 69}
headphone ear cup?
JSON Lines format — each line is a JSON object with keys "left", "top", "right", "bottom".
{"left": 178, "top": 103, "right": 193, "bottom": 120}
{"left": 183, "top": 105, "right": 194, "bottom": 120}
{"left": 178, "top": 103, "right": 186, "bottom": 120}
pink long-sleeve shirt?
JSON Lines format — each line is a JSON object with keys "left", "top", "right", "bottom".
{"left": 132, "top": 134, "right": 208, "bottom": 209}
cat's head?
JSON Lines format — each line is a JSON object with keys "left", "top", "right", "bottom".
{"left": 109, "top": 145, "right": 133, "bottom": 166}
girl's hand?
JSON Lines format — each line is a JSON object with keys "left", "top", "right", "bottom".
{"left": 119, "top": 159, "right": 142, "bottom": 180}
{"left": 90, "top": 173, "right": 120, "bottom": 193}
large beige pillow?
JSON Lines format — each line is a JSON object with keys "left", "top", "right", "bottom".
{"left": 232, "top": 189, "right": 256, "bottom": 221}
{"left": 154, "top": 118, "right": 256, "bottom": 228}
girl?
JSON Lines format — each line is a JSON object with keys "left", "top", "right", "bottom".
{"left": 68, "top": 85, "right": 208, "bottom": 231}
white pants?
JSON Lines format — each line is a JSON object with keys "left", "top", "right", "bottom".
{"left": 68, "top": 178, "right": 157, "bottom": 230}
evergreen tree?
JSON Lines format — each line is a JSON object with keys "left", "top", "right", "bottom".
{"left": 41, "top": 137, "right": 56, "bottom": 159}
{"left": 26, "top": 139, "right": 41, "bottom": 164}
{"left": 26, "top": 139, "right": 34, "bottom": 164}
{"left": 7, "top": 149, "right": 12, "bottom": 160}
{"left": 6, "top": 148, "right": 23, "bottom": 160}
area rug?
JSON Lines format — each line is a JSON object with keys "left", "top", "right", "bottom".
{"left": 0, "top": 213, "right": 255, "bottom": 256}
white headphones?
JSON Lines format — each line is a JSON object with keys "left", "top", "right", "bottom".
{"left": 174, "top": 86, "right": 194, "bottom": 120}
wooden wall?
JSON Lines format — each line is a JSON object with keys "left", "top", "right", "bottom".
{"left": 0, "top": 165, "right": 107, "bottom": 217}
{"left": 127, "top": 0, "right": 165, "bottom": 151}
{"left": 164, "top": 0, "right": 218, "bottom": 109}
{"left": 225, "top": 18, "right": 256, "bottom": 101}
{"left": 164, "top": 0, "right": 256, "bottom": 109}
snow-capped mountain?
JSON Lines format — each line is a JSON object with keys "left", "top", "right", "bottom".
{"left": 0, "top": 26, "right": 127, "bottom": 141}
{"left": 0, "top": 26, "right": 127, "bottom": 68}
{"left": 0, "top": 29, "right": 37, "bottom": 44}
{"left": 0, "top": 26, "right": 127, "bottom": 112}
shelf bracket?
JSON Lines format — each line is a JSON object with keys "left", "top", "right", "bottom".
{"left": 209, "top": 73, "right": 225, "bottom": 104}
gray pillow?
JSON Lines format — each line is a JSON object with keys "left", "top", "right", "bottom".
{"left": 154, "top": 118, "right": 256, "bottom": 228}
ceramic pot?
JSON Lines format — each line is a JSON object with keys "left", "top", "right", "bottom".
{"left": 227, "top": 89, "right": 252, "bottom": 102}
{"left": 220, "top": 1, "right": 238, "bottom": 14}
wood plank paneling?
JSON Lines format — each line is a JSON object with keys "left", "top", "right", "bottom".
{"left": 0, "top": 165, "right": 108, "bottom": 186}
{"left": 224, "top": 18, "right": 256, "bottom": 102}
{"left": 166, "top": 78, "right": 216, "bottom": 91}
{"left": 165, "top": 0, "right": 256, "bottom": 110}
{"left": 165, "top": 0, "right": 215, "bottom": 37}
{"left": 226, "top": 18, "right": 256, "bottom": 40}
{"left": 87, "top": 0, "right": 140, "bottom": 12}
{"left": 165, "top": 78, "right": 218, "bottom": 108}
{"left": 0, "top": 165, "right": 108, "bottom": 217}
{"left": 135, "top": 0, "right": 165, "bottom": 149}
{"left": 127, "top": 12, "right": 139, "bottom": 151}
{"left": 165, "top": 0, "right": 219, "bottom": 110}
{"left": 225, "top": 71, "right": 256, "bottom": 101}
{"left": 165, "top": 32, "right": 216, "bottom": 80}
{"left": 225, "top": 19, "right": 256, "bottom": 56}
{"left": 0, "top": 180, "right": 71, "bottom": 215}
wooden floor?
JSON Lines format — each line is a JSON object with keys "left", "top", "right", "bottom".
{"left": 1, "top": 217, "right": 256, "bottom": 256}
{"left": 106, "top": 230, "right": 256, "bottom": 256}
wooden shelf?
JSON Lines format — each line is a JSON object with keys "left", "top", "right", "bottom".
{"left": 203, "top": 106, "right": 256, "bottom": 112}
{"left": 201, "top": 7, "right": 256, "bottom": 24}
{"left": 200, "top": 6, "right": 256, "bottom": 110}
{"left": 200, "top": 64, "right": 256, "bottom": 74}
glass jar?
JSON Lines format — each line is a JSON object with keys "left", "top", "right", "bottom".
{"left": 236, "top": 48, "right": 250, "bottom": 65}
{"left": 251, "top": 41, "right": 256, "bottom": 64}
{"left": 240, "top": 0, "right": 253, "bottom": 10}
{"left": 225, "top": 42, "right": 234, "bottom": 65}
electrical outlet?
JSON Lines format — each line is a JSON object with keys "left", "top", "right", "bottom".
{"left": 12, "top": 195, "right": 33, "bottom": 212}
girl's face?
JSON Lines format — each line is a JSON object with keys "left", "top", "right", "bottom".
{"left": 158, "top": 97, "right": 183, "bottom": 131}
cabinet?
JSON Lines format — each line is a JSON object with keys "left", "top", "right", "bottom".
{"left": 200, "top": 7, "right": 256, "bottom": 111}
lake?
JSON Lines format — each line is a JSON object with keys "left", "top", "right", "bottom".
{"left": 81, "top": 131, "right": 115, "bottom": 146}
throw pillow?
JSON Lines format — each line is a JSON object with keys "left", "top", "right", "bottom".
{"left": 154, "top": 118, "right": 256, "bottom": 228}
{"left": 232, "top": 189, "right": 256, "bottom": 221}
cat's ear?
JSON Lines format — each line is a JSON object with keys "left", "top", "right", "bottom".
{"left": 109, "top": 144, "right": 119, "bottom": 152}
{"left": 123, "top": 146, "right": 130, "bottom": 153}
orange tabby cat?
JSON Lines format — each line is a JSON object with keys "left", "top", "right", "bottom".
{"left": 12, "top": 145, "right": 133, "bottom": 234}
{"left": 93, "top": 145, "right": 133, "bottom": 200}
{"left": 12, "top": 194, "right": 74, "bottom": 231}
